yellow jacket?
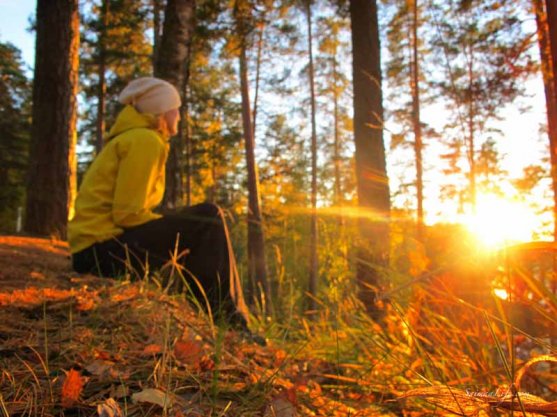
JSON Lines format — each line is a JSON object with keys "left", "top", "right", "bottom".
{"left": 68, "top": 106, "right": 168, "bottom": 254}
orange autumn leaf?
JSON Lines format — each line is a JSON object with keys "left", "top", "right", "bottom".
{"left": 274, "top": 349, "right": 287, "bottom": 366}
{"left": 284, "top": 387, "right": 297, "bottom": 406}
{"left": 94, "top": 349, "right": 111, "bottom": 360}
{"left": 173, "top": 339, "right": 203, "bottom": 365}
{"left": 141, "top": 343, "right": 162, "bottom": 356}
{"left": 76, "top": 295, "right": 96, "bottom": 311}
{"left": 61, "top": 369, "right": 84, "bottom": 408}
{"left": 199, "top": 355, "right": 215, "bottom": 371}
{"left": 30, "top": 270, "right": 46, "bottom": 280}
{"left": 0, "top": 287, "right": 74, "bottom": 307}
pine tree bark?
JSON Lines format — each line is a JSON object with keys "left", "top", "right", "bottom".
{"left": 239, "top": 38, "right": 271, "bottom": 312}
{"left": 232, "top": 0, "right": 271, "bottom": 311}
{"left": 410, "top": 0, "right": 424, "bottom": 242}
{"left": 350, "top": 0, "right": 390, "bottom": 318}
{"left": 25, "top": 0, "right": 79, "bottom": 239}
{"left": 95, "top": 0, "right": 108, "bottom": 154}
{"left": 546, "top": 0, "right": 557, "bottom": 101}
{"left": 154, "top": 0, "right": 196, "bottom": 210}
{"left": 333, "top": 55, "right": 343, "bottom": 213}
{"left": 535, "top": 0, "right": 557, "bottom": 240}
{"left": 467, "top": 47, "right": 477, "bottom": 211}
{"left": 184, "top": 60, "right": 193, "bottom": 207}
{"left": 330, "top": 28, "right": 344, "bottom": 230}
{"left": 252, "top": 21, "right": 265, "bottom": 137}
{"left": 152, "top": 0, "right": 164, "bottom": 68}
{"left": 306, "top": 0, "right": 319, "bottom": 312}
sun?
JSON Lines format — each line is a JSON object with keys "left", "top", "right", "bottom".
{"left": 460, "top": 193, "right": 537, "bottom": 248}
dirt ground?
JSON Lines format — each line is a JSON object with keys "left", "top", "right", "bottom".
{"left": 0, "top": 235, "right": 74, "bottom": 290}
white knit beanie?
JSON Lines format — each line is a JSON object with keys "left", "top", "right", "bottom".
{"left": 118, "top": 77, "right": 181, "bottom": 114}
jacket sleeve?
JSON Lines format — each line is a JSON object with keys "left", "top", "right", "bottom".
{"left": 112, "top": 134, "right": 165, "bottom": 227}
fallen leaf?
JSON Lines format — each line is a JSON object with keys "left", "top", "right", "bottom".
{"left": 274, "top": 349, "right": 287, "bottom": 366}
{"left": 97, "top": 398, "right": 123, "bottom": 417}
{"left": 61, "top": 369, "right": 84, "bottom": 408}
{"left": 76, "top": 296, "right": 96, "bottom": 311}
{"left": 141, "top": 343, "right": 162, "bottom": 356}
{"left": 199, "top": 355, "right": 215, "bottom": 371}
{"left": 284, "top": 387, "right": 297, "bottom": 405}
{"left": 94, "top": 350, "right": 112, "bottom": 360}
{"left": 110, "top": 286, "right": 139, "bottom": 302}
{"left": 30, "top": 271, "right": 46, "bottom": 280}
{"left": 264, "top": 397, "right": 298, "bottom": 417}
{"left": 85, "top": 359, "right": 114, "bottom": 377}
{"left": 307, "top": 381, "right": 321, "bottom": 396}
{"left": 132, "top": 388, "right": 174, "bottom": 408}
{"left": 173, "top": 339, "right": 204, "bottom": 366}
{"left": 109, "top": 367, "right": 130, "bottom": 380}
{"left": 110, "top": 384, "right": 129, "bottom": 399}
{"left": 174, "top": 406, "right": 207, "bottom": 417}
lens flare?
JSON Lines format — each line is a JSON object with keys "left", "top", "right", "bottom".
{"left": 492, "top": 288, "right": 509, "bottom": 300}
{"left": 461, "top": 193, "right": 536, "bottom": 248}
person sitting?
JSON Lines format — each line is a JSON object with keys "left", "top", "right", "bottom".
{"left": 68, "top": 77, "right": 250, "bottom": 330}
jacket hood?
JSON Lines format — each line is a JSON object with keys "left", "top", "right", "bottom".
{"left": 105, "top": 105, "right": 160, "bottom": 141}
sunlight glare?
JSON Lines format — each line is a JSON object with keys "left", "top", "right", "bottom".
{"left": 461, "top": 193, "right": 536, "bottom": 248}
{"left": 493, "top": 288, "right": 509, "bottom": 300}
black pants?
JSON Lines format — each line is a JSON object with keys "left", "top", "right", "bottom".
{"left": 72, "top": 203, "right": 248, "bottom": 327}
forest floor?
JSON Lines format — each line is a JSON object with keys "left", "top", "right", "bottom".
{"left": 0, "top": 235, "right": 392, "bottom": 417}
{"left": 2, "top": 236, "right": 556, "bottom": 417}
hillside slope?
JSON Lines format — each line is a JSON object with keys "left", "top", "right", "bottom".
{"left": 0, "top": 235, "right": 388, "bottom": 416}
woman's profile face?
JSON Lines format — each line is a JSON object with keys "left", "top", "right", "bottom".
{"left": 164, "top": 108, "right": 181, "bottom": 136}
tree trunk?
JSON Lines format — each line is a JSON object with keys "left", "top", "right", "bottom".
{"left": 545, "top": 0, "right": 557, "bottom": 353}
{"left": 185, "top": 122, "right": 192, "bottom": 205}
{"left": 152, "top": 0, "right": 164, "bottom": 69}
{"left": 233, "top": 0, "right": 271, "bottom": 312}
{"left": 239, "top": 40, "right": 271, "bottom": 312}
{"left": 154, "top": 0, "right": 196, "bottom": 210}
{"left": 546, "top": 0, "right": 557, "bottom": 240}
{"left": 25, "top": 0, "right": 79, "bottom": 240}
{"left": 184, "top": 62, "right": 193, "bottom": 207}
{"left": 306, "top": 0, "right": 319, "bottom": 312}
{"left": 95, "top": 0, "right": 108, "bottom": 154}
{"left": 410, "top": 0, "right": 424, "bottom": 242}
{"left": 333, "top": 48, "right": 344, "bottom": 228}
{"left": 546, "top": 0, "right": 557, "bottom": 103}
{"left": 535, "top": 0, "right": 557, "bottom": 240}
{"left": 252, "top": 21, "right": 265, "bottom": 136}
{"left": 467, "top": 46, "right": 477, "bottom": 211}
{"left": 350, "top": 0, "right": 390, "bottom": 318}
